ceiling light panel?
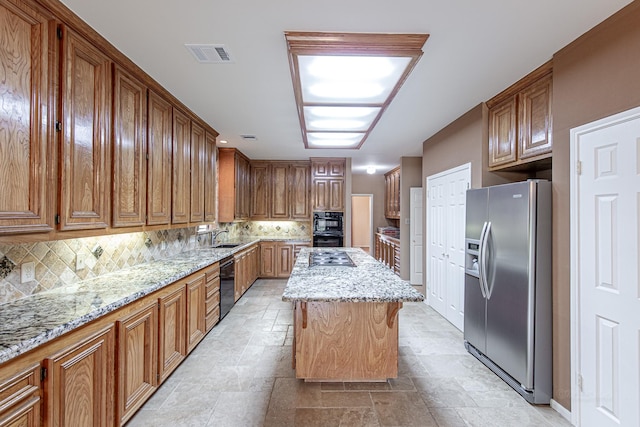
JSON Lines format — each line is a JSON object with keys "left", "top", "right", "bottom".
{"left": 285, "top": 32, "right": 429, "bottom": 150}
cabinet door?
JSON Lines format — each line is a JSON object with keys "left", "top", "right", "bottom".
{"left": 260, "top": 242, "right": 276, "bottom": 278}
{"left": 518, "top": 74, "right": 552, "bottom": 160}
{"left": 312, "top": 179, "right": 329, "bottom": 212}
{"left": 276, "top": 243, "right": 293, "bottom": 278}
{"left": 0, "top": 364, "right": 40, "bottom": 427}
{"left": 291, "top": 163, "right": 310, "bottom": 219}
{"left": 250, "top": 162, "right": 270, "bottom": 219}
{"left": 186, "top": 274, "right": 206, "bottom": 353}
{"left": 146, "top": 90, "right": 172, "bottom": 225}
{"left": 158, "top": 287, "right": 186, "bottom": 382}
{"left": 116, "top": 303, "right": 157, "bottom": 425}
{"left": 0, "top": 1, "right": 53, "bottom": 234}
{"left": 204, "top": 132, "right": 217, "bottom": 222}
{"left": 59, "top": 27, "right": 111, "bottom": 230}
{"left": 190, "top": 122, "right": 206, "bottom": 223}
{"left": 271, "top": 164, "right": 289, "bottom": 219}
{"left": 112, "top": 66, "right": 147, "bottom": 228}
{"left": 328, "top": 179, "right": 344, "bottom": 212}
{"left": 43, "top": 325, "right": 115, "bottom": 427}
{"left": 488, "top": 98, "right": 517, "bottom": 168}
{"left": 172, "top": 109, "right": 191, "bottom": 224}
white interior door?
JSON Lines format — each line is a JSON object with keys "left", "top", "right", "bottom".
{"left": 426, "top": 163, "right": 470, "bottom": 331}
{"left": 410, "top": 187, "right": 423, "bottom": 286}
{"left": 571, "top": 106, "right": 640, "bottom": 427}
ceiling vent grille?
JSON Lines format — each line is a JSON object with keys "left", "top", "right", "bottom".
{"left": 240, "top": 134, "right": 257, "bottom": 142}
{"left": 185, "top": 44, "right": 234, "bottom": 63}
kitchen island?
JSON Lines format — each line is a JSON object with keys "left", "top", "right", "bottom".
{"left": 283, "top": 247, "right": 424, "bottom": 382}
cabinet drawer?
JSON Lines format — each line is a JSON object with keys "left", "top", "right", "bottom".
{"left": 206, "top": 276, "right": 220, "bottom": 299}
{"left": 205, "top": 264, "right": 220, "bottom": 280}
{"left": 205, "top": 306, "right": 220, "bottom": 331}
{"left": 206, "top": 291, "right": 220, "bottom": 315}
{"left": 0, "top": 364, "right": 40, "bottom": 421}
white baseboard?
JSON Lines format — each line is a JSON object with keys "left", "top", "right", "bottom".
{"left": 550, "top": 399, "right": 572, "bottom": 424}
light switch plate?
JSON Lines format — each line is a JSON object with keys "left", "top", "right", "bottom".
{"left": 21, "top": 262, "right": 35, "bottom": 283}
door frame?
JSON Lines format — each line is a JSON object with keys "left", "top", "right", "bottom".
{"left": 351, "top": 194, "right": 373, "bottom": 255}
{"left": 570, "top": 105, "right": 640, "bottom": 426}
{"left": 409, "top": 187, "right": 423, "bottom": 286}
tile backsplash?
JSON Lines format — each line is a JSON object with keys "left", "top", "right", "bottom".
{"left": 0, "top": 221, "right": 311, "bottom": 305}
{"left": 0, "top": 227, "right": 201, "bottom": 305}
{"left": 219, "top": 220, "right": 311, "bottom": 240}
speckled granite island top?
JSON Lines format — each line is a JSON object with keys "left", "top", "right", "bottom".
{"left": 282, "top": 248, "right": 424, "bottom": 303}
{"left": 0, "top": 239, "right": 265, "bottom": 365}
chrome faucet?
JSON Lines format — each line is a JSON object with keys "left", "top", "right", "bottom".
{"left": 211, "top": 229, "right": 229, "bottom": 246}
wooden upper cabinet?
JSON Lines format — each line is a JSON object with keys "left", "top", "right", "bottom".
{"left": 250, "top": 161, "right": 270, "bottom": 220}
{"left": 384, "top": 167, "right": 400, "bottom": 219}
{"left": 518, "top": 74, "right": 553, "bottom": 160}
{"left": 311, "top": 158, "right": 345, "bottom": 212}
{"left": 59, "top": 26, "right": 111, "bottom": 231}
{"left": 204, "top": 132, "right": 217, "bottom": 223}
{"left": 271, "top": 164, "right": 290, "bottom": 219}
{"left": 172, "top": 109, "right": 191, "bottom": 224}
{"left": 0, "top": 1, "right": 53, "bottom": 235}
{"left": 190, "top": 121, "right": 206, "bottom": 223}
{"left": 112, "top": 65, "right": 147, "bottom": 228}
{"left": 488, "top": 98, "right": 517, "bottom": 167}
{"left": 43, "top": 325, "right": 115, "bottom": 427}
{"left": 290, "top": 162, "right": 310, "bottom": 219}
{"left": 218, "top": 148, "right": 250, "bottom": 222}
{"left": 487, "top": 62, "right": 552, "bottom": 170}
{"left": 147, "top": 90, "right": 173, "bottom": 225}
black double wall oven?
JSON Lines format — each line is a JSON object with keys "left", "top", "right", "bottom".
{"left": 313, "top": 212, "right": 344, "bottom": 247}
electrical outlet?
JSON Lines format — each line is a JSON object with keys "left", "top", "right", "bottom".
{"left": 21, "top": 262, "right": 35, "bottom": 283}
{"left": 161, "top": 241, "right": 167, "bottom": 250}
{"left": 75, "top": 255, "right": 86, "bottom": 271}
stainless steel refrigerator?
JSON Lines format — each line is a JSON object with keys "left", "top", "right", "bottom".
{"left": 464, "top": 180, "right": 552, "bottom": 404}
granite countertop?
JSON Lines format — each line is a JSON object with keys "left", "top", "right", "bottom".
{"left": 0, "top": 238, "right": 263, "bottom": 365}
{"left": 282, "top": 247, "right": 425, "bottom": 303}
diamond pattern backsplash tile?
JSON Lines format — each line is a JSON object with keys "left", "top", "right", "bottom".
{"left": 0, "top": 227, "right": 202, "bottom": 305}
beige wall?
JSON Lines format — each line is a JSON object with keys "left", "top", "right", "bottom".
{"left": 399, "top": 157, "right": 422, "bottom": 280}
{"left": 351, "top": 174, "right": 387, "bottom": 233}
{"left": 551, "top": 0, "right": 640, "bottom": 409}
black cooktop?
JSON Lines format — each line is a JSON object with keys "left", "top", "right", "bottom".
{"left": 308, "top": 250, "right": 356, "bottom": 267}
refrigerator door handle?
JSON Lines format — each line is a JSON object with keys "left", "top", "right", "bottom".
{"left": 481, "top": 221, "right": 492, "bottom": 299}
{"left": 478, "top": 221, "right": 488, "bottom": 298}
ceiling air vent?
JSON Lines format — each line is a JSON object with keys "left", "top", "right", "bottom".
{"left": 240, "top": 134, "right": 257, "bottom": 142}
{"left": 185, "top": 44, "right": 234, "bottom": 63}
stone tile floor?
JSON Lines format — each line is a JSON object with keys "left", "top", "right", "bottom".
{"left": 127, "top": 279, "right": 572, "bottom": 427}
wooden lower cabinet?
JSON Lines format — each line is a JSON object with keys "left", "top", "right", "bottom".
{"left": 186, "top": 273, "right": 206, "bottom": 353}
{"left": 234, "top": 244, "right": 259, "bottom": 301}
{"left": 204, "top": 264, "right": 221, "bottom": 332}
{"left": 116, "top": 303, "right": 158, "bottom": 425}
{"left": 261, "top": 241, "right": 309, "bottom": 278}
{"left": 374, "top": 233, "right": 400, "bottom": 276}
{"left": 0, "top": 364, "right": 40, "bottom": 427}
{"left": 158, "top": 287, "right": 186, "bottom": 383}
{"left": 293, "top": 301, "right": 400, "bottom": 381}
{"left": 43, "top": 325, "right": 115, "bottom": 427}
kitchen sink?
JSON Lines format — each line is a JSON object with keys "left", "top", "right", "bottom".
{"left": 212, "top": 243, "right": 241, "bottom": 248}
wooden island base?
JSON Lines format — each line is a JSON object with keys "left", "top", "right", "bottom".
{"left": 292, "top": 301, "right": 402, "bottom": 382}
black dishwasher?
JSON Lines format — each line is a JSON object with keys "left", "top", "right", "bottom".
{"left": 219, "top": 257, "right": 235, "bottom": 320}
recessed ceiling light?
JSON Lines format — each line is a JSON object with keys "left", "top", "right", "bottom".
{"left": 285, "top": 32, "right": 429, "bottom": 150}
{"left": 366, "top": 166, "right": 376, "bottom": 174}
{"left": 219, "top": 140, "right": 228, "bottom": 144}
